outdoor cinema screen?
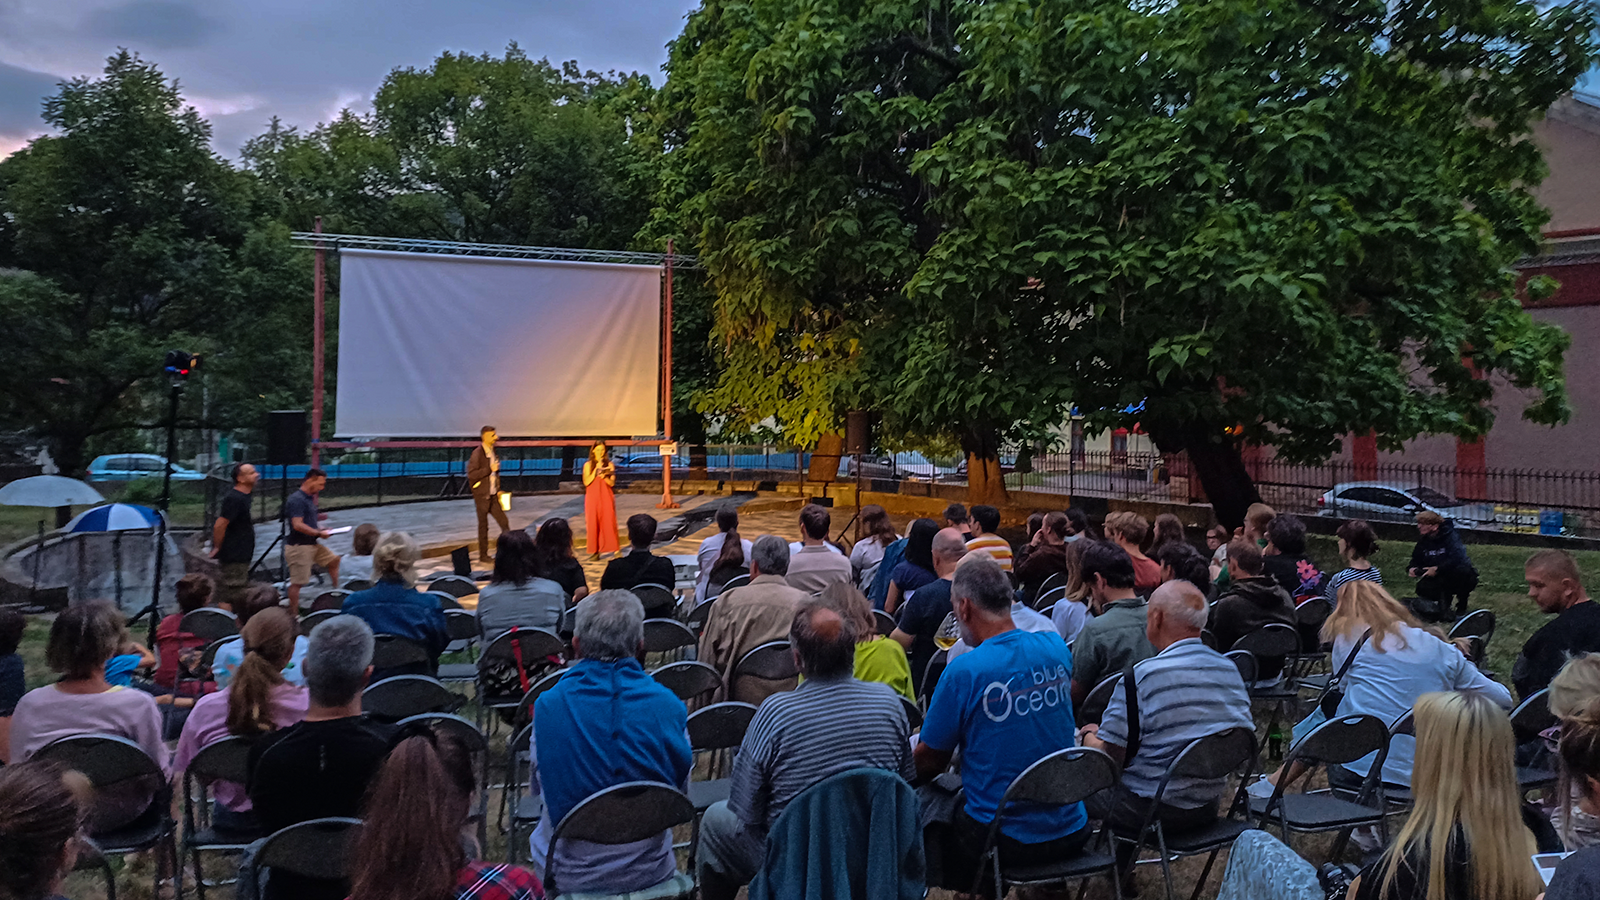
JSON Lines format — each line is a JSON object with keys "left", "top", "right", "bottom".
{"left": 335, "top": 248, "right": 662, "bottom": 438}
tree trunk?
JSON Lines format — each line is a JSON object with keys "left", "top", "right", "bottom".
{"left": 1143, "top": 417, "right": 1261, "bottom": 530}
{"left": 52, "top": 431, "right": 90, "bottom": 480}
{"left": 961, "top": 425, "right": 1009, "bottom": 506}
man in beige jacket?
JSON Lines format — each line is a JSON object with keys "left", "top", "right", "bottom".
{"left": 699, "top": 535, "right": 809, "bottom": 705}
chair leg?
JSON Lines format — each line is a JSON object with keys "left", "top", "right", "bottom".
{"left": 101, "top": 859, "right": 117, "bottom": 900}
{"left": 1155, "top": 826, "right": 1175, "bottom": 900}
{"left": 191, "top": 847, "right": 207, "bottom": 900}
{"left": 1188, "top": 848, "right": 1224, "bottom": 900}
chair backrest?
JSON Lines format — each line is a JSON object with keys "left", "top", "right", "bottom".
{"left": 513, "top": 668, "right": 570, "bottom": 726}
{"left": 1230, "top": 623, "right": 1301, "bottom": 660}
{"left": 370, "top": 634, "right": 431, "bottom": 670}
{"left": 184, "top": 735, "right": 255, "bottom": 787}
{"left": 256, "top": 817, "right": 362, "bottom": 880}
{"left": 179, "top": 607, "right": 239, "bottom": 643}
{"left": 1449, "top": 609, "right": 1496, "bottom": 642}
{"left": 873, "top": 609, "right": 897, "bottom": 637}
{"left": 919, "top": 649, "right": 948, "bottom": 707}
{"left": 1512, "top": 688, "right": 1556, "bottom": 740}
{"left": 1295, "top": 597, "right": 1332, "bottom": 633}
{"left": 362, "top": 675, "right": 458, "bottom": 719}
{"left": 734, "top": 640, "right": 798, "bottom": 682}
{"left": 480, "top": 627, "right": 565, "bottom": 668}
{"left": 300, "top": 609, "right": 340, "bottom": 637}
{"left": 1165, "top": 726, "right": 1258, "bottom": 787}
{"left": 719, "top": 572, "right": 752, "bottom": 593}
{"left": 901, "top": 695, "right": 924, "bottom": 730}
{"left": 36, "top": 733, "right": 164, "bottom": 786}
{"left": 1037, "top": 602, "right": 1057, "bottom": 620}
{"left": 642, "top": 619, "right": 698, "bottom": 653}
{"left": 652, "top": 661, "right": 724, "bottom": 702}
{"left": 1076, "top": 673, "right": 1123, "bottom": 728}
{"left": 632, "top": 583, "right": 677, "bottom": 614}
{"left": 1200, "top": 628, "right": 1217, "bottom": 650}
{"left": 310, "top": 589, "right": 349, "bottom": 612}
{"left": 686, "top": 701, "right": 759, "bottom": 751}
{"left": 394, "top": 712, "right": 488, "bottom": 756}
{"left": 426, "top": 590, "right": 462, "bottom": 611}
{"left": 546, "top": 783, "right": 695, "bottom": 894}
{"left": 1224, "top": 649, "right": 1258, "bottom": 684}
{"left": 1389, "top": 709, "right": 1416, "bottom": 738}
{"left": 1035, "top": 585, "right": 1068, "bottom": 612}
{"left": 1036, "top": 571, "right": 1067, "bottom": 601}
{"left": 1287, "top": 713, "right": 1390, "bottom": 769}
{"left": 686, "top": 596, "right": 717, "bottom": 634}
{"left": 443, "top": 608, "right": 480, "bottom": 642}
{"left": 340, "top": 578, "right": 373, "bottom": 592}
{"left": 427, "top": 574, "right": 479, "bottom": 598}
{"left": 1001, "top": 746, "right": 1119, "bottom": 810}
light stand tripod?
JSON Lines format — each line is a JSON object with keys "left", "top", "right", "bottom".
{"left": 145, "top": 351, "right": 197, "bottom": 648}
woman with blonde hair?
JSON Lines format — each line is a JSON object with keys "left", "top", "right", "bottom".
{"left": 343, "top": 532, "right": 449, "bottom": 680}
{"left": 816, "top": 582, "right": 913, "bottom": 701}
{"left": 1050, "top": 539, "right": 1094, "bottom": 642}
{"left": 1348, "top": 691, "right": 1542, "bottom": 900}
{"left": 1544, "top": 653, "right": 1600, "bottom": 850}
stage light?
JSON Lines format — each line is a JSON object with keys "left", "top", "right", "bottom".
{"left": 164, "top": 350, "right": 200, "bottom": 384}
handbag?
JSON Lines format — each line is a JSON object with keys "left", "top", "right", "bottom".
{"left": 1318, "top": 629, "right": 1372, "bottom": 718}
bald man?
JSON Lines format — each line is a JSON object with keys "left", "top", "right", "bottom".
{"left": 1513, "top": 549, "right": 1600, "bottom": 699}
{"left": 697, "top": 600, "right": 914, "bottom": 900}
{"left": 1081, "top": 581, "right": 1254, "bottom": 879}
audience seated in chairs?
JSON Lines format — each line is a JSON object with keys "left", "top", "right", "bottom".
{"left": 532, "top": 517, "right": 589, "bottom": 604}
{"left": 698, "top": 535, "right": 810, "bottom": 705}
{"left": 1548, "top": 653, "right": 1600, "bottom": 848}
{"left": 214, "top": 585, "right": 310, "bottom": 689}
{"left": 1155, "top": 539, "right": 1212, "bottom": 600}
{"left": 1014, "top": 511, "right": 1070, "bottom": 605}
{"left": 816, "top": 582, "right": 914, "bottom": 702}
{"left": 342, "top": 532, "right": 449, "bottom": 680}
{"left": 598, "top": 513, "right": 677, "bottom": 600}
{"left": 247, "top": 615, "right": 393, "bottom": 900}
{"left": 1262, "top": 515, "right": 1322, "bottom": 600}
{"left": 1346, "top": 690, "right": 1542, "bottom": 900}
{"left": 8, "top": 601, "right": 168, "bottom": 830}
{"left": 889, "top": 527, "right": 966, "bottom": 695}
{"left": 1071, "top": 540, "right": 1156, "bottom": 706}
{"left": 1209, "top": 539, "right": 1297, "bottom": 682}
{"left": 173, "top": 607, "right": 308, "bottom": 833}
{"left": 1515, "top": 549, "right": 1600, "bottom": 701}
{"left": 698, "top": 505, "right": 753, "bottom": 603}
{"left": 0, "top": 759, "right": 92, "bottom": 900}
{"left": 849, "top": 504, "right": 898, "bottom": 595}
{"left": 153, "top": 573, "right": 218, "bottom": 699}
{"left": 339, "top": 523, "right": 380, "bottom": 587}
{"left": 697, "top": 596, "right": 913, "bottom": 900}
{"left": 529, "top": 589, "right": 691, "bottom": 893}
{"left": 914, "top": 554, "right": 1088, "bottom": 897}
{"left": 884, "top": 519, "right": 940, "bottom": 615}
{"left": 1105, "top": 510, "right": 1161, "bottom": 595}
{"left": 476, "top": 530, "right": 565, "bottom": 637}
{"left": 1080, "top": 581, "right": 1254, "bottom": 882}
{"left": 784, "top": 504, "right": 854, "bottom": 594}
{"left": 351, "top": 726, "right": 542, "bottom": 900}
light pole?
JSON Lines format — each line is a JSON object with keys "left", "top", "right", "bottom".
{"left": 146, "top": 350, "right": 197, "bottom": 647}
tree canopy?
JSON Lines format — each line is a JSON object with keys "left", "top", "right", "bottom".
{"left": 655, "top": 0, "right": 1596, "bottom": 520}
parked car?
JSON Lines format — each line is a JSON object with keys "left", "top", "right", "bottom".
{"left": 1316, "top": 481, "right": 1494, "bottom": 528}
{"left": 837, "top": 452, "right": 957, "bottom": 482}
{"left": 614, "top": 453, "right": 689, "bottom": 472}
{"left": 87, "top": 453, "right": 206, "bottom": 482}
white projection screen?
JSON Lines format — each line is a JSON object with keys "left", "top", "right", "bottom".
{"left": 335, "top": 249, "right": 662, "bottom": 438}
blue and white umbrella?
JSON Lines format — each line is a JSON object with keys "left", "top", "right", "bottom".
{"left": 66, "top": 503, "right": 162, "bottom": 532}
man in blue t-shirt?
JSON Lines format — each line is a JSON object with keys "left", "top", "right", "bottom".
{"left": 915, "top": 553, "right": 1088, "bottom": 894}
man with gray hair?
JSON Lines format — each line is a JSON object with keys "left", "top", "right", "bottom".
{"left": 529, "top": 590, "right": 692, "bottom": 893}
{"left": 698, "top": 598, "right": 913, "bottom": 900}
{"left": 1080, "top": 580, "right": 1254, "bottom": 884}
{"left": 247, "top": 615, "right": 391, "bottom": 900}
{"left": 699, "top": 534, "right": 810, "bottom": 704}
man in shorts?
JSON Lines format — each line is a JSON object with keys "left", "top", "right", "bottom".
{"left": 285, "top": 468, "right": 338, "bottom": 607}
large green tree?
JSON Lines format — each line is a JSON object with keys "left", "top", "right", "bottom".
{"left": 655, "top": 0, "right": 1595, "bottom": 522}
{"left": 0, "top": 52, "right": 305, "bottom": 476}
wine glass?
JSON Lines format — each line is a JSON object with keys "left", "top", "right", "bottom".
{"left": 934, "top": 612, "right": 960, "bottom": 651}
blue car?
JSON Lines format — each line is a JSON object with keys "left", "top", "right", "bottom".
{"left": 87, "top": 453, "right": 206, "bottom": 482}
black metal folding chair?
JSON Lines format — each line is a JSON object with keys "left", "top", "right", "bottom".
{"left": 1035, "top": 571, "right": 1068, "bottom": 604}
{"left": 1224, "top": 649, "right": 1257, "bottom": 685}
{"left": 505, "top": 721, "right": 543, "bottom": 863}
{"left": 181, "top": 736, "right": 260, "bottom": 900}
{"left": 651, "top": 660, "right": 723, "bottom": 704}
{"left": 1513, "top": 688, "right": 1560, "bottom": 793}
{"left": 426, "top": 590, "right": 463, "bottom": 611}
{"left": 732, "top": 640, "right": 798, "bottom": 698}
{"left": 976, "top": 747, "right": 1122, "bottom": 897}
{"left": 396, "top": 713, "right": 489, "bottom": 852}
{"left": 643, "top": 618, "right": 699, "bottom": 665}
{"left": 1111, "top": 727, "right": 1258, "bottom": 900}
{"left": 1035, "top": 584, "right": 1069, "bottom": 613}
{"left": 1449, "top": 609, "right": 1496, "bottom": 670}
{"left": 686, "top": 596, "right": 717, "bottom": 636}
{"left": 362, "top": 674, "right": 460, "bottom": 721}
{"left": 309, "top": 588, "right": 349, "bottom": 611}
{"left": 299, "top": 608, "right": 340, "bottom": 637}
{"left": 632, "top": 582, "right": 679, "bottom": 618}
{"left": 1076, "top": 673, "right": 1123, "bottom": 728}
{"left": 1290, "top": 597, "right": 1333, "bottom": 679}
{"left": 428, "top": 574, "right": 480, "bottom": 598}
{"left": 900, "top": 694, "right": 924, "bottom": 729}
{"left": 544, "top": 783, "right": 697, "bottom": 898}
{"left": 370, "top": 633, "right": 431, "bottom": 674}
{"left": 1248, "top": 713, "right": 1392, "bottom": 860}
{"left": 437, "top": 608, "right": 482, "bottom": 688}
{"left": 918, "top": 648, "right": 948, "bottom": 711}
{"left": 716, "top": 572, "right": 752, "bottom": 596}
{"left": 873, "top": 608, "right": 897, "bottom": 637}
{"left": 35, "top": 734, "right": 178, "bottom": 900}
{"left": 179, "top": 608, "right": 239, "bottom": 643}
{"left": 340, "top": 578, "right": 373, "bottom": 592}
{"left": 475, "top": 627, "right": 565, "bottom": 729}
{"left": 683, "top": 701, "right": 759, "bottom": 857}
{"left": 255, "top": 817, "right": 362, "bottom": 892}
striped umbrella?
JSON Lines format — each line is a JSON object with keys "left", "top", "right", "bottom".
{"left": 66, "top": 503, "right": 162, "bottom": 532}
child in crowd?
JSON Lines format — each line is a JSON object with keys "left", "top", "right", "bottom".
{"left": 153, "top": 573, "right": 216, "bottom": 700}
{"left": 0, "top": 607, "right": 26, "bottom": 763}
{"left": 102, "top": 617, "right": 156, "bottom": 688}
{"left": 340, "top": 523, "right": 380, "bottom": 586}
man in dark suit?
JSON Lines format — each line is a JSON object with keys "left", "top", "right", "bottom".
{"left": 468, "top": 425, "right": 510, "bottom": 562}
{"left": 601, "top": 514, "right": 678, "bottom": 612}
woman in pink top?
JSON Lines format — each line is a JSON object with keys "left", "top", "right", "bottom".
{"left": 8, "top": 601, "right": 167, "bottom": 831}
{"left": 173, "top": 606, "right": 309, "bottom": 833}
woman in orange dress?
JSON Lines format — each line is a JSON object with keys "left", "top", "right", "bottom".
{"left": 582, "top": 440, "right": 619, "bottom": 559}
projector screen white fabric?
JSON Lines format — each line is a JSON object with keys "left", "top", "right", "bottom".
{"left": 335, "top": 249, "right": 661, "bottom": 438}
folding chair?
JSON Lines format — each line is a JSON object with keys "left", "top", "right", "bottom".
{"left": 632, "top": 582, "right": 678, "bottom": 618}
{"left": 426, "top": 590, "right": 463, "bottom": 611}
{"left": 1290, "top": 597, "right": 1333, "bottom": 680}
{"left": 428, "top": 574, "right": 480, "bottom": 598}
{"left": 255, "top": 817, "right": 362, "bottom": 892}
{"left": 1449, "top": 609, "right": 1496, "bottom": 669}
{"left": 976, "top": 747, "right": 1122, "bottom": 897}
{"left": 1224, "top": 649, "right": 1257, "bottom": 685}
{"left": 299, "top": 608, "right": 340, "bottom": 637}
{"left": 543, "top": 783, "right": 697, "bottom": 899}
{"left": 717, "top": 572, "right": 752, "bottom": 595}
{"left": 683, "top": 701, "right": 759, "bottom": 857}
{"left": 918, "top": 648, "right": 948, "bottom": 711}
{"left": 1231, "top": 624, "right": 1303, "bottom": 730}
{"left": 362, "top": 674, "right": 460, "bottom": 721}
{"left": 1248, "top": 713, "right": 1392, "bottom": 860}
{"left": 643, "top": 618, "right": 698, "bottom": 665}
{"left": 510, "top": 668, "right": 571, "bottom": 732}
{"left": 35, "top": 734, "right": 178, "bottom": 900}
{"left": 1035, "top": 571, "right": 1068, "bottom": 604}
{"left": 437, "top": 608, "right": 482, "bottom": 688}
{"left": 873, "top": 608, "right": 897, "bottom": 637}
{"left": 340, "top": 578, "right": 373, "bottom": 592}
{"left": 506, "top": 722, "right": 544, "bottom": 863}
{"left": 370, "top": 633, "right": 431, "bottom": 675}
{"left": 397, "top": 713, "right": 489, "bottom": 852}
{"left": 309, "top": 588, "right": 349, "bottom": 611}
{"left": 732, "top": 640, "right": 798, "bottom": 698}
{"left": 686, "top": 596, "right": 717, "bottom": 636}
{"left": 179, "top": 607, "right": 239, "bottom": 643}
{"left": 1076, "top": 673, "right": 1123, "bottom": 728}
{"left": 651, "top": 660, "right": 723, "bottom": 704}
{"left": 171, "top": 637, "right": 234, "bottom": 720}
{"left": 1111, "top": 727, "right": 1258, "bottom": 900}
{"left": 476, "top": 627, "right": 566, "bottom": 730}
{"left": 901, "top": 694, "right": 924, "bottom": 730}
{"left": 1513, "top": 688, "right": 1559, "bottom": 793}
{"left": 1035, "top": 584, "right": 1069, "bottom": 613}
{"left": 181, "top": 736, "right": 260, "bottom": 900}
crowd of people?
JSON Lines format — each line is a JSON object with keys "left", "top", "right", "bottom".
{"left": 5, "top": 490, "right": 1600, "bottom": 900}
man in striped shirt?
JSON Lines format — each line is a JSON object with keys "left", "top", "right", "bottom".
{"left": 1081, "top": 580, "right": 1254, "bottom": 880}
{"left": 964, "top": 505, "right": 1013, "bottom": 572}
{"left": 696, "top": 598, "right": 914, "bottom": 900}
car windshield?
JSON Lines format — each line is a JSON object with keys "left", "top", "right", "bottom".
{"left": 1409, "top": 486, "right": 1461, "bottom": 507}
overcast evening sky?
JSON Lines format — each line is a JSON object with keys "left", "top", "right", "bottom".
{"left": 1, "top": 1, "right": 1597, "bottom": 163}
{"left": 0, "top": 0, "right": 699, "bottom": 160}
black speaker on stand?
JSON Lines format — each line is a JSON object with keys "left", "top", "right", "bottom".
{"left": 843, "top": 411, "right": 876, "bottom": 541}
{"left": 254, "top": 411, "right": 308, "bottom": 578}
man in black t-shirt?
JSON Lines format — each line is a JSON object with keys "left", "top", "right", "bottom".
{"left": 891, "top": 527, "right": 968, "bottom": 695}
{"left": 210, "top": 463, "right": 258, "bottom": 605}
{"left": 1513, "top": 549, "right": 1600, "bottom": 699}
{"left": 248, "top": 615, "right": 392, "bottom": 900}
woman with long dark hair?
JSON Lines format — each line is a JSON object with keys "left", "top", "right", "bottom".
{"left": 884, "top": 519, "right": 939, "bottom": 615}
{"left": 349, "top": 729, "right": 543, "bottom": 900}
{"left": 705, "top": 519, "right": 749, "bottom": 598}
{"left": 476, "top": 531, "right": 565, "bottom": 636}
{"left": 582, "top": 441, "right": 619, "bottom": 559}
{"left": 848, "top": 505, "right": 898, "bottom": 593}
{"left": 533, "top": 518, "right": 589, "bottom": 603}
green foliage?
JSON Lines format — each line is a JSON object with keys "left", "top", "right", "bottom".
{"left": 121, "top": 475, "right": 165, "bottom": 504}
{"left": 654, "top": 0, "right": 1596, "bottom": 474}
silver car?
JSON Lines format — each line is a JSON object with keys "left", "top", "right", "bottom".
{"left": 1317, "top": 481, "right": 1493, "bottom": 528}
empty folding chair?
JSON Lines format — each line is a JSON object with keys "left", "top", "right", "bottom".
{"left": 426, "top": 590, "right": 463, "bottom": 611}
{"left": 686, "top": 595, "right": 717, "bottom": 637}
{"left": 340, "top": 578, "right": 373, "bottom": 592}
{"left": 1513, "top": 688, "right": 1559, "bottom": 793}
{"left": 1248, "top": 713, "right": 1392, "bottom": 860}
{"left": 977, "top": 747, "right": 1123, "bottom": 897}
{"left": 506, "top": 722, "right": 544, "bottom": 863}
{"left": 427, "top": 574, "right": 480, "bottom": 598}
{"left": 362, "top": 674, "right": 460, "bottom": 721}
{"left": 309, "top": 588, "right": 349, "bottom": 612}
{"left": 543, "top": 783, "right": 697, "bottom": 899}
{"left": 732, "top": 640, "right": 798, "bottom": 692}
{"left": 643, "top": 618, "right": 698, "bottom": 666}
{"left": 683, "top": 701, "right": 760, "bottom": 857}
{"left": 437, "top": 608, "right": 483, "bottom": 689}
{"left": 917, "top": 648, "right": 948, "bottom": 711}
{"left": 369, "top": 633, "right": 431, "bottom": 679}
{"left": 181, "top": 736, "right": 261, "bottom": 900}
